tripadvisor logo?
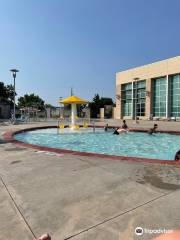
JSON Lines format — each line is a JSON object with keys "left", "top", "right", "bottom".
{"left": 135, "top": 227, "right": 143, "bottom": 236}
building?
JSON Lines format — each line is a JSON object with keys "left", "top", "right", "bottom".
{"left": 115, "top": 56, "right": 180, "bottom": 120}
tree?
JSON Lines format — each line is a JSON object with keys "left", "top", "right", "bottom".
{"left": 44, "top": 103, "right": 56, "bottom": 109}
{"left": 0, "top": 82, "right": 7, "bottom": 102}
{"left": 93, "top": 94, "right": 100, "bottom": 105}
{"left": 6, "top": 84, "right": 15, "bottom": 104}
{"left": 99, "top": 97, "right": 113, "bottom": 107}
{"left": 89, "top": 94, "right": 101, "bottom": 118}
{"left": 0, "top": 82, "right": 15, "bottom": 106}
{"left": 18, "top": 94, "right": 45, "bottom": 110}
{"left": 89, "top": 94, "right": 114, "bottom": 118}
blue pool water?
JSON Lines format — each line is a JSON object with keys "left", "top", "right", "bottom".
{"left": 14, "top": 128, "right": 180, "bottom": 160}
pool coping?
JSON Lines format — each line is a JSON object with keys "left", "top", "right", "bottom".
{"left": 2, "top": 125, "right": 180, "bottom": 165}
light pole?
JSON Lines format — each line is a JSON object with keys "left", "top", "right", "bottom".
{"left": 10, "top": 69, "right": 19, "bottom": 123}
{"left": 133, "top": 77, "right": 139, "bottom": 123}
{"left": 59, "top": 97, "right": 63, "bottom": 118}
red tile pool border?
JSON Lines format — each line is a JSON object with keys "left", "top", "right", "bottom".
{"left": 2, "top": 125, "right": 180, "bottom": 165}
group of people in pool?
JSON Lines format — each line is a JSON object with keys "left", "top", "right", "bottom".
{"left": 104, "top": 120, "right": 129, "bottom": 134}
{"left": 105, "top": 120, "right": 158, "bottom": 135}
{"left": 104, "top": 120, "right": 180, "bottom": 161}
{"left": 113, "top": 120, "right": 129, "bottom": 134}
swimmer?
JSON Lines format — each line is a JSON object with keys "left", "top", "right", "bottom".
{"left": 104, "top": 123, "right": 109, "bottom": 131}
{"left": 113, "top": 128, "right": 119, "bottom": 135}
{"left": 174, "top": 150, "right": 180, "bottom": 161}
{"left": 113, "top": 127, "right": 127, "bottom": 134}
{"left": 118, "top": 120, "right": 129, "bottom": 133}
{"left": 122, "top": 120, "right": 128, "bottom": 129}
{"left": 148, "top": 123, "right": 158, "bottom": 134}
{"left": 118, "top": 128, "right": 128, "bottom": 133}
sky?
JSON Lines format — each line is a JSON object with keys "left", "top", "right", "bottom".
{"left": 0, "top": 0, "right": 180, "bottom": 106}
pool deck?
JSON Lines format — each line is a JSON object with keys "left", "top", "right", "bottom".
{"left": 0, "top": 121, "right": 180, "bottom": 240}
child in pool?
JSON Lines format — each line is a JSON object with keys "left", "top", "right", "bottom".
{"left": 148, "top": 123, "right": 158, "bottom": 134}
{"left": 174, "top": 150, "right": 180, "bottom": 161}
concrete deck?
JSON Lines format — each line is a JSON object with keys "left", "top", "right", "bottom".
{"left": 0, "top": 121, "right": 180, "bottom": 240}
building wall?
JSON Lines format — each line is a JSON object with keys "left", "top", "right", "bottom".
{"left": 0, "top": 103, "right": 11, "bottom": 119}
{"left": 115, "top": 56, "right": 180, "bottom": 119}
{"left": 115, "top": 84, "right": 121, "bottom": 119}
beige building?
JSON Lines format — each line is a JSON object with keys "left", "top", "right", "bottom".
{"left": 115, "top": 56, "right": 180, "bottom": 120}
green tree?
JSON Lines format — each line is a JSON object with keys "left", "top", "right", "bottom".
{"left": 99, "top": 97, "right": 113, "bottom": 107}
{"left": 88, "top": 94, "right": 100, "bottom": 117}
{"left": 6, "top": 84, "right": 15, "bottom": 104}
{"left": 44, "top": 103, "right": 56, "bottom": 109}
{"left": 18, "top": 94, "right": 45, "bottom": 110}
{"left": 0, "top": 82, "right": 7, "bottom": 101}
{"left": 89, "top": 94, "right": 114, "bottom": 118}
{"left": 0, "top": 82, "right": 15, "bottom": 106}
{"left": 93, "top": 94, "right": 100, "bottom": 105}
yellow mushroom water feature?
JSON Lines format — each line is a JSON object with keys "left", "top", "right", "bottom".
{"left": 59, "top": 95, "right": 88, "bottom": 129}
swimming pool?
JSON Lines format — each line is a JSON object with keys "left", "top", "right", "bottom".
{"left": 14, "top": 128, "right": 180, "bottom": 161}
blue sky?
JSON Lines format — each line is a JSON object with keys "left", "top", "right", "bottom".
{"left": 0, "top": 0, "right": 180, "bottom": 106}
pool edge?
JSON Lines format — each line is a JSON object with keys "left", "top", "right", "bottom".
{"left": 2, "top": 125, "right": 180, "bottom": 165}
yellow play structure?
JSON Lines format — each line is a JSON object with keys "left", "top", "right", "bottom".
{"left": 59, "top": 95, "right": 88, "bottom": 130}
{"left": 83, "top": 121, "right": 88, "bottom": 128}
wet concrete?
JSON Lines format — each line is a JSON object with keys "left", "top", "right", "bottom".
{"left": 135, "top": 165, "right": 180, "bottom": 190}
{"left": 144, "top": 173, "right": 180, "bottom": 190}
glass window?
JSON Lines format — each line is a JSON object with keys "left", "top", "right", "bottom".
{"left": 169, "top": 74, "right": 180, "bottom": 117}
{"left": 153, "top": 77, "right": 166, "bottom": 117}
{"left": 122, "top": 100, "right": 132, "bottom": 116}
{"left": 133, "top": 80, "right": 146, "bottom": 116}
{"left": 122, "top": 80, "right": 146, "bottom": 117}
{"left": 121, "top": 83, "right": 132, "bottom": 116}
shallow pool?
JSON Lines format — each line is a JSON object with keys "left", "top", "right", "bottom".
{"left": 14, "top": 128, "right": 180, "bottom": 160}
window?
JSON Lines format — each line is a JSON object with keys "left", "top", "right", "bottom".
{"left": 121, "top": 80, "right": 146, "bottom": 117}
{"left": 153, "top": 77, "right": 166, "bottom": 117}
{"left": 169, "top": 74, "right": 180, "bottom": 117}
{"left": 134, "top": 80, "right": 146, "bottom": 116}
{"left": 121, "top": 83, "right": 132, "bottom": 116}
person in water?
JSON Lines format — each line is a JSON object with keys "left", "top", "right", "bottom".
{"left": 122, "top": 120, "right": 128, "bottom": 129}
{"left": 104, "top": 123, "right": 109, "bottom": 131}
{"left": 113, "top": 128, "right": 119, "bottom": 135}
{"left": 113, "top": 127, "right": 127, "bottom": 134}
{"left": 148, "top": 123, "right": 158, "bottom": 134}
{"left": 174, "top": 150, "right": 180, "bottom": 161}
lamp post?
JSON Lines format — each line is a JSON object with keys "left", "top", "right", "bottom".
{"left": 59, "top": 97, "right": 63, "bottom": 118}
{"left": 133, "top": 77, "right": 139, "bottom": 123}
{"left": 10, "top": 69, "right": 19, "bottom": 124}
